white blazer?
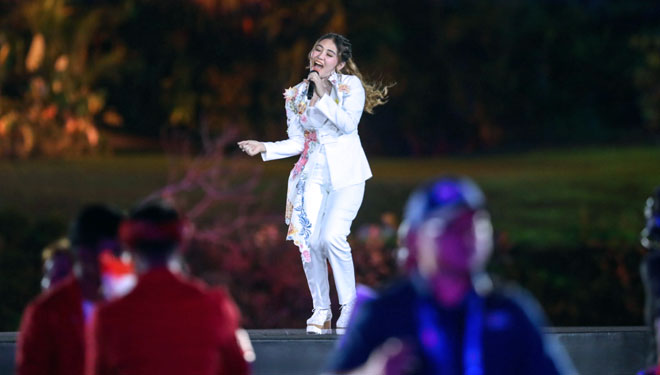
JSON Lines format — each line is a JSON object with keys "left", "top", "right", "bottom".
{"left": 261, "top": 72, "right": 372, "bottom": 190}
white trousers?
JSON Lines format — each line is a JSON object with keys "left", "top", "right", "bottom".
{"left": 302, "top": 148, "right": 364, "bottom": 309}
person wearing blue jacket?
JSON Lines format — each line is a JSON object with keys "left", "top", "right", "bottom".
{"left": 325, "top": 176, "right": 578, "bottom": 375}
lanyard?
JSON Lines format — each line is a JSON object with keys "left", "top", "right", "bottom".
{"left": 416, "top": 291, "right": 484, "bottom": 375}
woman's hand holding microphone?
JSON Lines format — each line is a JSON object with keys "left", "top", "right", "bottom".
{"left": 307, "top": 70, "right": 331, "bottom": 100}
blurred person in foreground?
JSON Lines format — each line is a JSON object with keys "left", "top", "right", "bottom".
{"left": 324, "top": 176, "right": 578, "bottom": 375}
{"left": 638, "top": 187, "right": 660, "bottom": 375}
{"left": 16, "top": 204, "right": 123, "bottom": 375}
{"left": 86, "top": 201, "right": 249, "bottom": 375}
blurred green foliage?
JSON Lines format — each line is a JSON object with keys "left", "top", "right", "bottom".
{"left": 633, "top": 32, "right": 660, "bottom": 132}
{"left": 0, "top": 210, "right": 66, "bottom": 331}
{"left": 0, "top": 0, "right": 659, "bottom": 156}
{"left": 0, "top": 0, "right": 129, "bottom": 157}
{"left": 1, "top": 147, "right": 659, "bottom": 328}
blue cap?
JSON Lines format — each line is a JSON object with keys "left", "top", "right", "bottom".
{"left": 402, "top": 176, "right": 486, "bottom": 228}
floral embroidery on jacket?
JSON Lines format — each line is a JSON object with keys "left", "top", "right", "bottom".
{"left": 296, "top": 101, "right": 307, "bottom": 115}
{"left": 291, "top": 131, "right": 317, "bottom": 179}
{"left": 282, "top": 71, "right": 345, "bottom": 264}
{"left": 285, "top": 81, "right": 310, "bottom": 116}
{"left": 285, "top": 130, "right": 319, "bottom": 264}
{"left": 283, "top": 86, "right": 297, "bottom": 102}
{"left": 287, "top": 182, "right": 313, "bottom": 263}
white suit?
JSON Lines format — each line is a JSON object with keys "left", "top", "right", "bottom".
{"left": 261, "top": 72, "right": 371, "bottom": 308}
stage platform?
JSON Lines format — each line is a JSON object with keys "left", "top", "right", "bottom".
{"left": 0, "top": 327, "right": 650, "bottom": 374}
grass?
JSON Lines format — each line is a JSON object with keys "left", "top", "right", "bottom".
{"left": 0, "top": 155, "right": 170, "bottom": 221}
{"left": 1, "top": 145, "right": 658, "bottom": 327}
{"left": 0, "top": 145, "right": 659, "bottom": 250}
{"left": 363, "top": 146, "right": 660, "bottom": 250}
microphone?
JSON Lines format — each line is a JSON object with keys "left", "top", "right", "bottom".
{"left": 306, "top": 70, "right": 319, "bottom": 100}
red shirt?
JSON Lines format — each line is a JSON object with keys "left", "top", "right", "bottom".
{"left": 86, "top": 268, "right": 249, "bottom": 375}
{"left": 16, "top": 276, "right": 86, "bottom": 375}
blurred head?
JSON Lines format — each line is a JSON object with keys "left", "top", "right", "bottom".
{"left": 642, "top": 187, "right": 660, "bottom": 251}
{"left": 69, "top": 204, "right": 123, "bottom": 296}
{"left": 308, "top": 33, "right": 351, "bottom": 78}
{"left": 41, "top": 238, "right": 73, "bottom": 290}
{"left": 120, "top": 201, "right": 183, "bottom": 266}
{"left": 398, "top": 176, "right": 493, "bottom": 279}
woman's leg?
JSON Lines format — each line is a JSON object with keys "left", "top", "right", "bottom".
{"left": 301, "top": 161, "right": 331, "bottom": 310}
{"left": 318, "top": 182, "right": 365, "bottom": 306}
{"left": 299, "top": 158, "right": 334, "bottom": 334}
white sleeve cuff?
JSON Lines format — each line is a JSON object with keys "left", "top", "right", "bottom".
{"left": 260, "top": 142, "right": 273, "bottom": 161}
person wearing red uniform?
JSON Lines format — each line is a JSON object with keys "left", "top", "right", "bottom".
{"left": 16, "top": 205, "right": 124, "bottom": 375}
{"left": 86, "top": 201, "right": 249, "bottom": 375}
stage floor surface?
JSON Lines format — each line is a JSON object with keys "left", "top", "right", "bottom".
{"left": 0, "top": 327, "right": 651, "bottom": 374}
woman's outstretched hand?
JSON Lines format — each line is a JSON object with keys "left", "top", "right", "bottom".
{"left": 238, "top": 140, "right": 266, "bottom": 156}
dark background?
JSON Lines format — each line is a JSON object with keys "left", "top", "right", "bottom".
{"left": 1, "top": 0, "right": 659, "bottom": 155}
{"left": 1, "top": 0, "right": 660, "bottom": 331}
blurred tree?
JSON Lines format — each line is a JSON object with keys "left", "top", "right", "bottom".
{"left": 0, "top": 210, "right": 66, "bottom": 331}
{"left": 346, "top": 0, "right": 657, "bottom": 154}
{"left": 632, "top": 31, "right": 660, "bottom": 133}
{"left": 1, "top": 0, "right": 659, "bottom": 156}
{"left": 0, "top": 0, "right": 128, "bottom": 158}
{"left": 144, "top": 126, "right": 313, "bottom": 328}
{"left": 101, "top": 0, "right": 347, "bottom": 142}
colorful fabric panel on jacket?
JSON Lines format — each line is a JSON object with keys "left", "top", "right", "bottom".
{"left": 286, "top": 130, "right": 319, "bottom": 263}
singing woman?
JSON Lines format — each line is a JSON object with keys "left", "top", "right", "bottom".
{"left": 239, "top": 33, "right": 390, "bottom": 334}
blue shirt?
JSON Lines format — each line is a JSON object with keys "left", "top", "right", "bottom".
{"left": 325, "top": 276, "right": 575, "bottom": 375}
